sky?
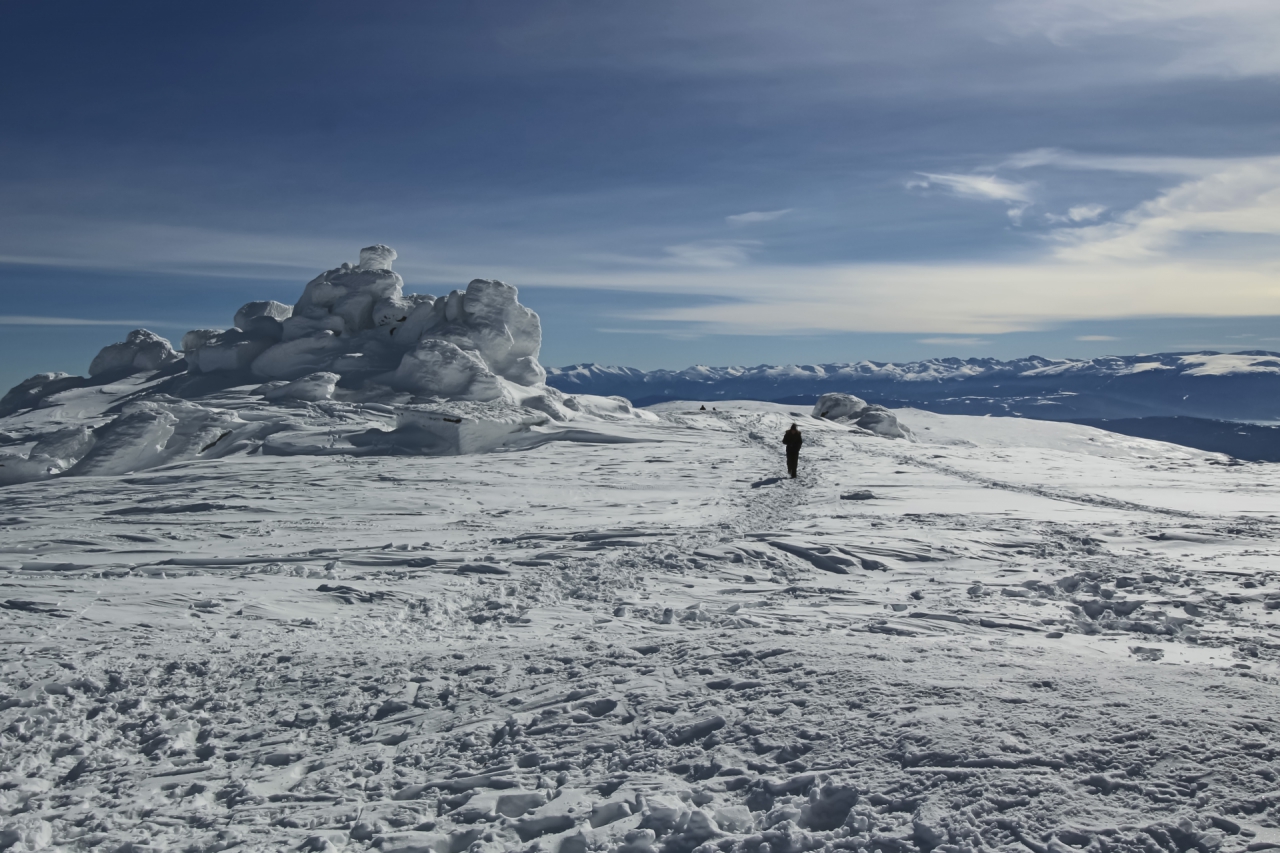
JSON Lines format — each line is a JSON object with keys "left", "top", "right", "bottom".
{"left": 2, "top": 0, "right": 1279, "bottom": 392}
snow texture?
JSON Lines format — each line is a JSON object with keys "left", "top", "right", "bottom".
{"left": 0, "top": 247, "right": 654, "bottom": 486}
{"left": 0, "top": 401, "right": 1277, "bottom": 853}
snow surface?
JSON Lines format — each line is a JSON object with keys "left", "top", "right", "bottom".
{"left": 1, "top": 400, "right": 1278, "bottom": 852}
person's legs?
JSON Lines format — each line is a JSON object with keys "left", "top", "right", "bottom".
{"left": 787, "top": 451, "right": 798, "bottom": 478}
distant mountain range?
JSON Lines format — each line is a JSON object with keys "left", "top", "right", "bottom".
{"left": 548, "top": 351, "right": 1280, "bottom": 424}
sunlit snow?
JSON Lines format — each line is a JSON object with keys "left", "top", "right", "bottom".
{"left": 0, "top": 251, "right": 1277, "bottom": 853}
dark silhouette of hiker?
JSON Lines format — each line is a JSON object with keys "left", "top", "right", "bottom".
{"left": 700, "top": 405, "right": 706, "bottom": 411}
{"left": 783, "top": 423, "right": 803, "bottom": 478}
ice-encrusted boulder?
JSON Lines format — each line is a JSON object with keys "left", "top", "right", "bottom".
{"left": 177, "top": 245, "right": 547, "bottom": 400}
{"left": 89, "top": 330, "right": 181, "bottom": 377}
{"left": 182, "top": 327, "right": 279, "bottom": 373}
{"left": 812, "top": 392, "right": 869, "bottom": 420}
{"left": 392, "top": 340, "right": 503, "bottom": 400}
{"left": 258, "top": 372, "right": 339, "bottom": 402}
{"left": 0, "top": 373, "right": 84, "bottom": 417}
{"left": 234, "top": 300, "right": 292, "bottom": 336}
{"left": 813, "top": 392, "right": 911, "bottom": 439}
{"left": 856, "top": 409, "right": 911, "bottom": 439}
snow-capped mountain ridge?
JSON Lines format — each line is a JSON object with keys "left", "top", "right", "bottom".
{"left": 552, "top": 351, "right": 1280, "bottom": 385}
{"left": 548, "top": 351, "right": 1280, "bottom": 422}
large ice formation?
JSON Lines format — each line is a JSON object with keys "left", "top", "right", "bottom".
{"left": 0, "top": 246, "right": 655, "bottom": 484}
{"left": 179, "top": 245, "right": 546, "bottom": 396}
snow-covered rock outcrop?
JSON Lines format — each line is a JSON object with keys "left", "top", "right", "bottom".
{"left": 88, "top": 329, "right": 182, "bottom": 377}
{"left": 813, "top": 392, "right": 912, "bottom": 439}
{"left": 179, "top": 245, "right": 545, "bottom": 399}
{"left": 0, "top": 246, "right": 656, "bottom": 485}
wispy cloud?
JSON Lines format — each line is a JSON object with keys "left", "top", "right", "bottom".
{"left": 1046, "top": 156, "right": 1280, "bottom": 260}
{"left": 909, "top": 172, "right": 1034, "bottom": 223}
{"left": 1046, "top": 204, "right": 1107, "bottom": 224}
{"left": 911, "top": 172, "right": 1033, "bottom": 203}
{"left": 1076, "top": 334, "right": 1119, "bottom": 341}
{"left": 661, "top": 240, "right": 760, "bottom": 269}
{"left": 918, "top": 337, "right": 991, "bottom": 346}
{"left": 0, "top": 315, "right": 188, "bottom": 327}
{"left": 500, "top": 260, "right": 1280, "bottom": 336}
{"left": 726, "top": 209, "right": 794, "bottom": 225}
{"left": 999, "top": 0, "right": 1280, "bottom": 78}
{"left": 596, "top": 327, "right": 705, "bottom": 340}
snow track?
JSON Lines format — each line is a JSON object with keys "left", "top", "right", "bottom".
{"left": 1, "top": 403, "right": 1279, "bottom": 852}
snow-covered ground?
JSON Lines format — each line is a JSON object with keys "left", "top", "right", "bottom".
{"left": 2, "top": 402, "right": 1279, "bottom": 853}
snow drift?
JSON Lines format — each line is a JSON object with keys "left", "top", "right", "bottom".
{"left": 0, "top": 246, "right": 654, "bottom": 485}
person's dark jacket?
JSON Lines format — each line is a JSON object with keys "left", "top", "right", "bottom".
{"left": 783, "top": 428, "right": 802, "bottom": 452}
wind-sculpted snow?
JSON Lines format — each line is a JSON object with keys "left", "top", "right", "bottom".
{"left": 548, "top": 352, "right": 1280, "bottom": 422}
{"left": 1, "top": 403, "right": 1278, "bottom": 852}
{"left": 0, "top": 246, "right": 654, "bottom": 485}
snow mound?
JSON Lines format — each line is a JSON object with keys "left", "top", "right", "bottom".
{"left": 0, "top": 246, "right": 655, "bottom": 485}
{"left": 813, "top": 392, "right": 912, "bottom": 439}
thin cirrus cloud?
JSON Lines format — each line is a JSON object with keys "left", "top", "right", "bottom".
{"left": 999, "top": 0, "right": 1280, "bottom": 78}
{"left": 915, "top": 149, "right": 1280, "bottom": 263}
{"left": 0, "top": 315, "right": 186, "bottom": 327}
{"left": 1035, "top": 154, "right": 1280, "bottom": 261}
{"left": 1045, "top": 204, "right": 1107, "bottom": 224}
{"left": 516, "top": 259, "right": 1280, "bottom": 336}
{"left": 908, "top": 172, "right": 1034, "bottom": 223}
{"left": 660, "top": 240, "right": 761, "bottom": 269}
{"left": 1076, "top": 335, "right": 1119, "bottom": 341}
{"left": 918, "top": 337, "right": 991, "bottom": 347}
{"left": 726, "top": 209, "right": 794, "bottom": 226}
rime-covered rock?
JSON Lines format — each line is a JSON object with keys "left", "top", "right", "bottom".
{"left": 813, "top": 391, "right": 911, "bottom": 439}
{"left": 89, "top": 330, "right": 181, "bottom": 377}
{"left": 175, "top": 246, "right": 548, "bottom": 397}
{"left": 812, "top": 392, "right": 868, "bottom": 421}
{"left": 258, "top": 372, "right": 339, "bottom": 402}
{"left": 392, "top": 339, "right": 504, "bottom": 401}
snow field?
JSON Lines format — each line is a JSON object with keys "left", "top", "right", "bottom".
{"left": 0, "top": 404, "right": 1278, "bottom": 852}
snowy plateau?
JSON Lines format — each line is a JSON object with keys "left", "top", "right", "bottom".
{"left": 0, "top": 247, "right": 1278, "bottom": 853}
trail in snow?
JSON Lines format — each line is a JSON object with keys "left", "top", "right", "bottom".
{"left": 1, "top": 403, "right": 1278, "bottom": 853}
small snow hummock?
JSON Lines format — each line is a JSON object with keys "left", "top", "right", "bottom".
{"left": 0, "top": 245, "right": 656, "bottom": 484}
{"left": 812, "top": 392, "right": 912, "bottom": 439}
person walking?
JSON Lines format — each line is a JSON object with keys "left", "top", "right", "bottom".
{"left": 782, "top": 423, "right": 803, "bottom": 479}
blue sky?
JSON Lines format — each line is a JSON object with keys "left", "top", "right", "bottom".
{"left": 3, "top": 1, "right": 1279, "bottom": 391}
